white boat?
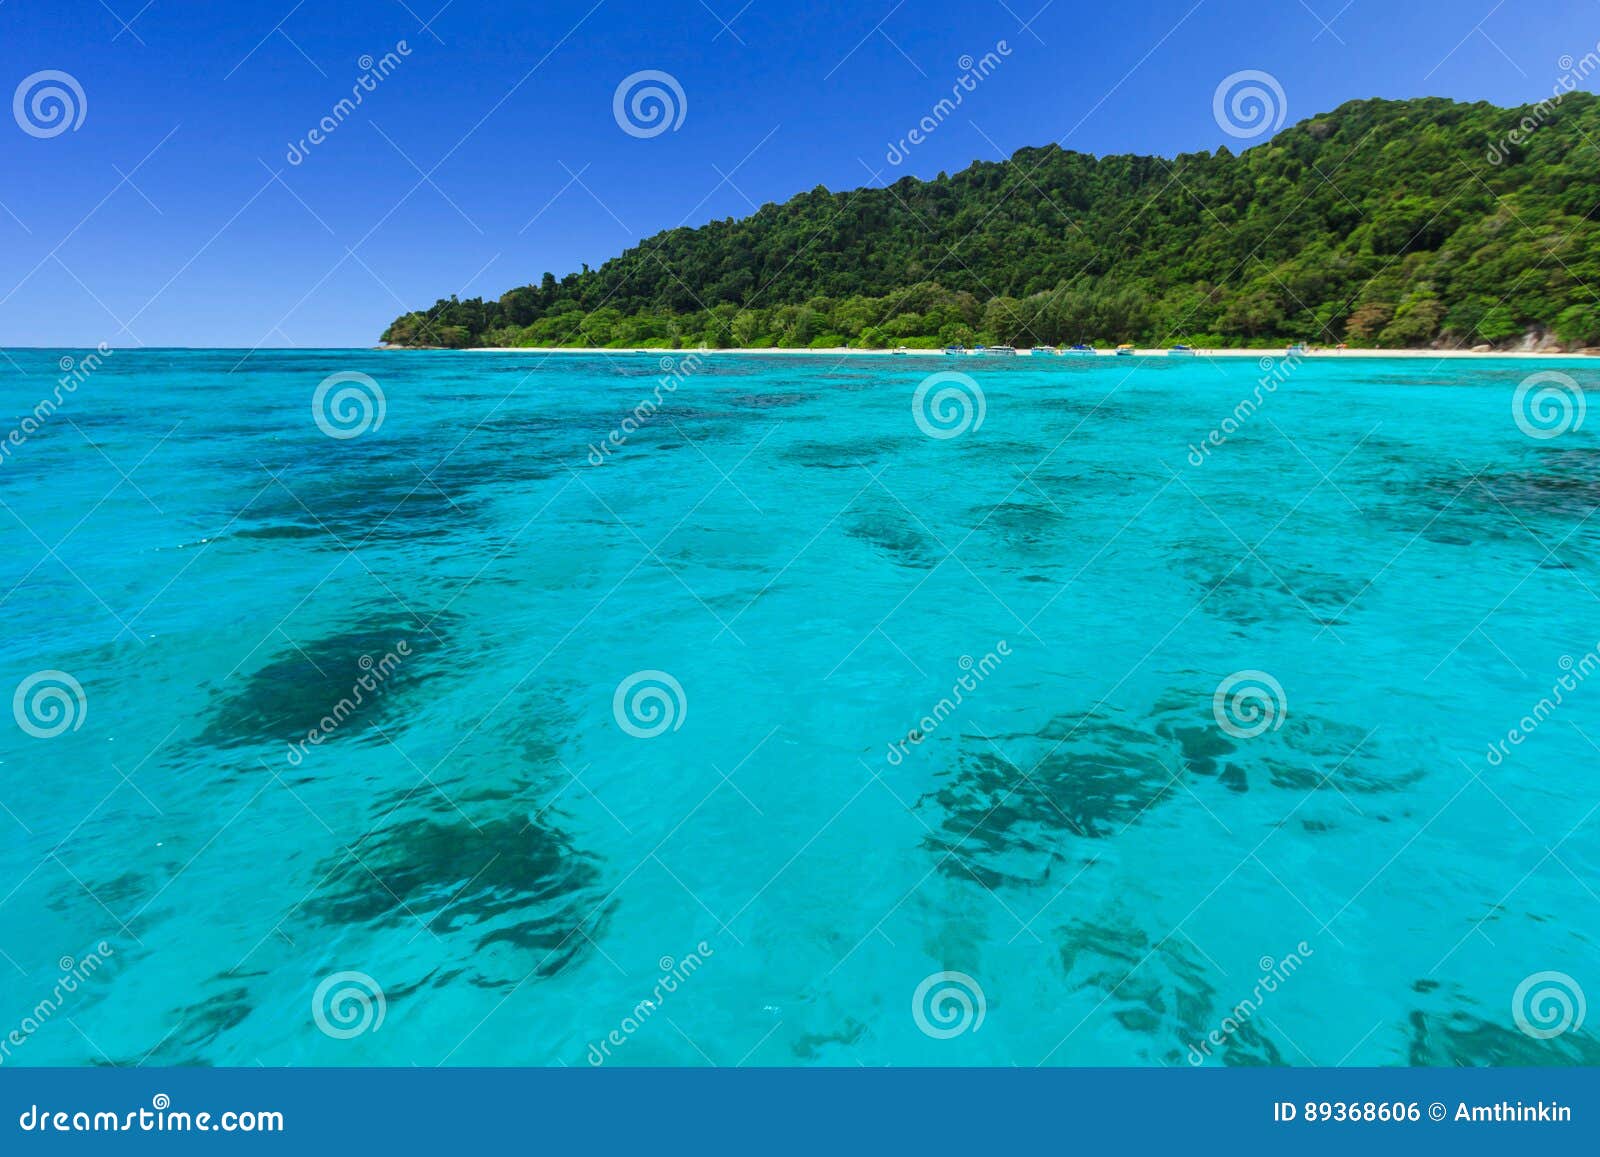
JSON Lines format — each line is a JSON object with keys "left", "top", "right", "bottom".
{"left": 1061, "top": 344, "right": 1095, "bottom": 357}
{"left": 987, "top": 345, "right": 1018, "bottom": 357}
{"left": 1168, "top": 344, "right": 1197, "bottom": 357}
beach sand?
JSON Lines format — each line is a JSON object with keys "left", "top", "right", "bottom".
{"left": 464, "top": 346, "right": 1598, "bottom": 359}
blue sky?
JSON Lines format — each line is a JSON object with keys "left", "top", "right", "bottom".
{"left": 1, "top": 0, "right": 1596, "bottom": 347}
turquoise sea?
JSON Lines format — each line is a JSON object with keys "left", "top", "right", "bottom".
{"left": 1, "top": 347, "right": 1596, "bottom": 1067}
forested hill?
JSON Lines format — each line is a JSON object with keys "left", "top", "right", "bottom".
{"left": 382, "top": 94, "right": 1600, "bottom": 350}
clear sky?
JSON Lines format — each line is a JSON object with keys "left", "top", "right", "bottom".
{"left": 2, "top": 0, "right": 1596, "bottom": 347}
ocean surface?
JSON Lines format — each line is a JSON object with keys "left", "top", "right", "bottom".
{"left": 1, "top": 347, "right": 1596, "bottom": 1067}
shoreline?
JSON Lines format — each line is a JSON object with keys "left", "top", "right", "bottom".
{"left": 455, "top": 346, "right": 1599, "bottom": 360}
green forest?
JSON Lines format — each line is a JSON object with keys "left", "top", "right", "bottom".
{"left": 381, "top": 95, "right": 1600, "bottom": 351}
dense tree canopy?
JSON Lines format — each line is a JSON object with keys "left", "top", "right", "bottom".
{"left": 382, "top": 95, "right": 1600, "bottom": 350}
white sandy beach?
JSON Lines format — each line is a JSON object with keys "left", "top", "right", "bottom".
{"left": 464, "top": 346, "right": 1598, "bottom": 359}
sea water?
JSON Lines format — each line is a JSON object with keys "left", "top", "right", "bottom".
{"left": 0, "top": 348, "right": 1595, "bottom": 1066}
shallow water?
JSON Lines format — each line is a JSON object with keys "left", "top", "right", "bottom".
{"left": 1, "top": 348, "right": 1596, "bottom": 1067}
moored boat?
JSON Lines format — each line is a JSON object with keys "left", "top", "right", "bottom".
{"left": 1061, "top": 344, "right": 1095, "bottom": 357}
{"left": 1115, "top": 343, "right": 1136, "bottom": 357}
{"left": 1168, "top": 344, "right": 1196, "bottom": 357}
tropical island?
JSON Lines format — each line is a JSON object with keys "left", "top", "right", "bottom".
{"left": 381, "top": 95, "right": 1600, "bottom": 352}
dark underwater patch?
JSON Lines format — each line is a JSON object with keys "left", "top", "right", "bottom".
{"left": 842, "top": 495, "right": 942, "bottom": 569}
{"left": 779, "top": 434, "right": 895, "bottom": 470}
{"left": 918, "top": 712, "right": 1191, "bottom": 887}
{"left": 1405, "top": 449, "right": 1600, "bottom": 555}
{"left": 726, "top": 392, "right": 815, "bottom": 409}
{"left": 199, "top": 613, "right": 447, "bottom": 750}
{"left": 1054, "top": 913, "right": 1297, "bottom": 1065}
{"left": 135, "top": 985, "right": 254, "bottom": 1065}
{"left": 232, "top": 456, "right": 487, "bottom": 549}
{"left": 45, "top": 869, "right": 150, "bottom": 915}
{"left": 791, "top": 1017, "right": 868, "bottom": 1061}
{"left": 965, "top": 499, "right": 1070, "bottom": 556}
{"left": 1405, "top": 1000, "right": 1600, "bottom": 1065}
{"left": 1149, "top": 686, "right": 1423, "bottom": 797}
{"left": 303, "top": 812, "right": 609, "bottom": 978}
{"left": 231, "top": 522, "right": 326, "bottom": 541}
{"left": 1175, "top": 540, "right": 1364, "bottom": 630}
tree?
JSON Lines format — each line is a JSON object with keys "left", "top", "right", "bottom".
{"left": 1345, "top": 302, "right": 1395, "bottom": 343}
{"left": 380, "top": 94, "right": 1600, "bottom": 351}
